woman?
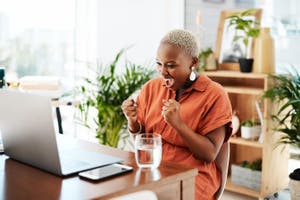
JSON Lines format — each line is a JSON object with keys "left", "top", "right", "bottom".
{"left": 122, "top": 29, "right": 232, "bottom": 200}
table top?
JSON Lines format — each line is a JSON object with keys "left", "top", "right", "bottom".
{"left": 0, "top": 139, "right": 197, "bottom": 200}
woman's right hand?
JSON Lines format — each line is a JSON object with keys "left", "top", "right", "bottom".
{"left": 121, "top": 98, "right": 138, "bottom": 124}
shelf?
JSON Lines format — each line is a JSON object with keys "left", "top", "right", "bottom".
{"left": 51, "top": 99, "right": 80, "bottom": 107}
{"left": 204, "top": 70, "right": 268, "bottom": 79}
{"left": 226, "top": 176, "right": 262, "bottom": 198}
{"left": 223, "top": 86, "right": 264, "bottom": 95}
{"left": 229, "top": 137, "right": 263, "bottom": 148}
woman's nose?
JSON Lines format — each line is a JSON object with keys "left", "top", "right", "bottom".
{"left": 159, "top": 66, "right": 168, "bottom": 76}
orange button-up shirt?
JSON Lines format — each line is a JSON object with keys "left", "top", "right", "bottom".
{"left": 136, "top": 75, "right": 232, "bottom": 200}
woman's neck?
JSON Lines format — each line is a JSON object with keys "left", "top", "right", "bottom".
{"left": 175, "top": 76, "right": 198, "bottom": 101}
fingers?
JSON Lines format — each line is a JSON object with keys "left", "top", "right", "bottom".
{"left": 122, "top": 98, "right": 135, "bottom": 107}
{"left": 121, "top": 99, "right": 138, "bottom": 121}
{"left": 161, "top": 99, "right": 179, "bottom": 116}
{"left": 162, "top": 99, "right": 177, "bottom": 109}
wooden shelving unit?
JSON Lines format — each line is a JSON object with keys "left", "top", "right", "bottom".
{"left": 229, "top": 137, "right": 263, "bottom": 148}
{"left": 223, "top": 86, "right": 264, "bottom": 95}
{"left": 226, "top": 176, "right": 261, "bottom": 197}
{"left": 204, "top": 71, "right": 289, "bottom": 199}
{"left": 204, "top": 71, "right": 268, "bottom": 79}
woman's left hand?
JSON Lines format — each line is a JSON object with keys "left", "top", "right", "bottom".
{"left": 161, "top": 99, "right": 182, "bottom": 127}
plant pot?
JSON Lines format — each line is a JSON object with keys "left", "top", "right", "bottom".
{"left": 290, "top": 168, "right": 300, "bottom": 200}
{"left": 205, "top": 53, "right": 218, "bottom": 71}
{"left": 231, "top": 164, "right": 261, "bottom": 191}
{"left": 241, "top": 125, "right": 261, "bottom": 140}
{"left": 239, "top": 58, "right": 253, "bottom": 73}
{"left": 290, "top": 179, "right": 300, "bottom": 200}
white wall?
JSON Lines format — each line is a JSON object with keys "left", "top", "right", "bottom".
{"left": 96, "top": 0, "right": 184, "bottom": 65}
{"left": 75, "top": 0, "right": 184, "bottom": 67}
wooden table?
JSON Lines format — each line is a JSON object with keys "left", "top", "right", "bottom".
{"left": 0, "top": 140, "right": 197, "bottom": 200}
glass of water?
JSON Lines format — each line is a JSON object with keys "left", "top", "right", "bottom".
{"left": 135, "top": 133, "right": 162, "bottom": 169}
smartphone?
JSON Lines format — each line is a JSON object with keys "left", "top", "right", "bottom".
{"left": 78, "top": 163, "right": 133, "bottom": 181}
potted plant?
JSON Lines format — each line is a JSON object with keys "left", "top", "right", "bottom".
{"left": 231, "top": 159, "right": 262, "bottom": 191}
{"left": 262, "top": 71, "right": 300, "bottom": 199}
{"left": 240, "top": 118, "right": 261, "bottom": 140}
{"left": 198, "top": 47, "right": 217, "bottom": 71}
{"left": 226, "top": 9, "right": 260, "bottom": 72}
{"left": 76, "top": 49, "right": 154, "bottom": 148}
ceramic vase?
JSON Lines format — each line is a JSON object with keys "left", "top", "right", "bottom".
{"left": 241, "top": 125, "right": 261, "bottom": 140}
{"left": 253, "top": 28, "right": 275, "bottom": 74}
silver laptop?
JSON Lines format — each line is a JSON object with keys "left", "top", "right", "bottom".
{"left": 0, "top": 89, "right": 122, "bottom": 176}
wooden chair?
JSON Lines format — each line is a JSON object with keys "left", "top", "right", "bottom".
{"left": 214, "top": 142, "right": 230, "bottom": 200}
{"left": 109, "top": 190, "right": 158, "bottom": 200}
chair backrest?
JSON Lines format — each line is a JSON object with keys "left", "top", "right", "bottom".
{"left": 214, "top": 142, "right": 230, "bottom": 200}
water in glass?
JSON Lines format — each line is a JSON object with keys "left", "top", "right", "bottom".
{"left": 135, "top": 133, "right": 162, "bottom": 169}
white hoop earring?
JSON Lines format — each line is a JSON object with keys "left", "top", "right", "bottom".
{"left": 189, "top": 67, "right": 197, "bottom": 81}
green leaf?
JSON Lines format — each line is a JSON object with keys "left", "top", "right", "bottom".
{"left": 262, "top": 69, "right": 300, "bottom": 148}
{"left": 226, "top": 9, "right": 260, "bottom": 57}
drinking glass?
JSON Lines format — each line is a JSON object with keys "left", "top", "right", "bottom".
{"left": 135, "top": 133, "right": 162, "bottom": 169}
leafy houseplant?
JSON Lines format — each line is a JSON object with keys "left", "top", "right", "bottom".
{"left": 76, "top": 49, "right": 154, "bottom": 148}
{"left": 226, "top": 9, "right": 260, "bottom": 72}
{"left": 262, "top": 71, "right": 300, "bottom": 199}
{"left": 241, "top": 119, "right": 260, "bottom": 127}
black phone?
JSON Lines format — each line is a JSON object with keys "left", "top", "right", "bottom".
{"left": 78, "top": 163, "right": 133, "bottom": 181}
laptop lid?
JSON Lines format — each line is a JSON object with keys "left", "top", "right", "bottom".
{"left": 0, "top": 89, "right": 122, "bottom": 176}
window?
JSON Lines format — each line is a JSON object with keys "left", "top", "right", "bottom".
{"left": 0, "top": 0, "right": 75, "bottom": 84}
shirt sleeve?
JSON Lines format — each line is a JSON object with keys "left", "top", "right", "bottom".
{"left": 135, "top": 82, "right": 149, "bottom": 127}
{"left": 198, "top": 83, "right": 232, "bottom": 142}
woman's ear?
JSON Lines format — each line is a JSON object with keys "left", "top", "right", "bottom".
{"left": 190, "top": 57, "right": 199, "bottom": 69}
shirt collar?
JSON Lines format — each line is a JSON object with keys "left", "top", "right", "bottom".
{"left": 184, "top": 74, "right": 210, "bottom": 92}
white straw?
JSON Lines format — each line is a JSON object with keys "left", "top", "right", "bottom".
{"left": 255, "top": 101, "right": 264, "bottom": 143}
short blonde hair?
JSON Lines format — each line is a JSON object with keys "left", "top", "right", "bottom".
{"left": 160, "top": 29, "right": 199, "bottom": 58}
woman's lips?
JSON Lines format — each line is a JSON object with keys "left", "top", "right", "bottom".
{"left": 164, "top": 78, "right": 174, "bottom": 88}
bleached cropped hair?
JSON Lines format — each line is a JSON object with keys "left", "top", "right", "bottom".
{"left": 160, "top": 29, "right": 200, "bottom": 58}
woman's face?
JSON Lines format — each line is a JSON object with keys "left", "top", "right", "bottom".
{"left": 156, "top": 43, "right": 196, "bottom": 91}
